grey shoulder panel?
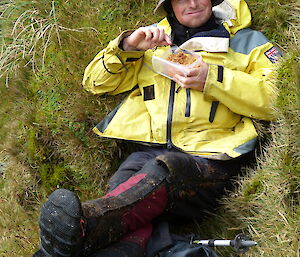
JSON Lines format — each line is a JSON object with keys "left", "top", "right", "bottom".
{"left": 234, "top": 137, "right": 257, "bottom": 155}
{"left": 230, "top": 28, "right": 269, "bottom": 55}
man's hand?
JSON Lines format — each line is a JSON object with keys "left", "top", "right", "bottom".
{"left": 173, "top": 61, "right": 209, "bottom": 92}
{"left": 122, "top": 27, "right": 172, "bottom": 51}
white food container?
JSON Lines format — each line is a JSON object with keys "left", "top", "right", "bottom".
{"left": 152, "top": 47, "right": 202, "bottom": 80}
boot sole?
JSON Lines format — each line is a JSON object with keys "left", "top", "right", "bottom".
{"left": 38, "top": 189, "right": 84, "bottom": 257}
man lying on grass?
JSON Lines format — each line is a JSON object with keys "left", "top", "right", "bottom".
{"left": 34, "top": 0, "right": 280, "bottom": 256}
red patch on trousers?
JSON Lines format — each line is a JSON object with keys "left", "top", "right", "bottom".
{"left": 103, "top": 173, "right": 147, "bottom": 198}
{"left": 121, "top": 186, "right": 168, "bottom": 233}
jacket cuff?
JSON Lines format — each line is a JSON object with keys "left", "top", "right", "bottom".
{"left": 203, "top": 64, "right": 224, "bottom": 101}
{"left": 106, "top": 31, "right": 145, "bottom": 62}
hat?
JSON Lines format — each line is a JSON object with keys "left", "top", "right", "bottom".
{"left": 154, "top": 0, "right": 224, "bottom": 15}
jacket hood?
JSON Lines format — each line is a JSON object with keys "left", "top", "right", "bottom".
{"left": 213, "top": 0, "right": 252, "bottom": 35}
{"left": 156, "top": 0, "right": 252, "bottom": 36}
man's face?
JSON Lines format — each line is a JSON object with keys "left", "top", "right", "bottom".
{"left": 171, "top": 0, "right": 212, "bottom": 28}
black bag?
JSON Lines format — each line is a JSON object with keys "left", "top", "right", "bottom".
{"left": 146, "top": 222, "right": 218, "bottom": 257}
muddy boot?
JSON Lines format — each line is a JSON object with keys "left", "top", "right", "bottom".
{"left": 34, "top": 188, "right": 84, "bottom": 257}
{"left": 35, "top": 158, "right": 168, "bottom": 257}
{"left": 156, "top": 151, "right": 236, "bottom": 219}
{"left": 156, "top": 152, "right": 204, "bottom": 188}
{"left": 81, "top": 158, "right": 168, "bottom": 254}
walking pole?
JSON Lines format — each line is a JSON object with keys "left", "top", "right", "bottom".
{"left": 193, "top": 233, "right": 257, "bottom": 253}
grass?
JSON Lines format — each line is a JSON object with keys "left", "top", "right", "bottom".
{"left": 0, "top": 0, "right": 299, "bottom": 256}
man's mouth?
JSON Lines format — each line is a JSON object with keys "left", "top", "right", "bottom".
{"left": 186, "top": 10, "right": 203, "bottom": 15}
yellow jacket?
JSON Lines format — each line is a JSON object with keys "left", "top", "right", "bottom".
{"left": 82, "top": 0, "right": 279, "bottom": 160}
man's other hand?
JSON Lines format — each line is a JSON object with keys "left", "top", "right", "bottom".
{"left": 122, "top": 27, "right": 172, "bottom": 51}
{"left": 173, "top": 61, "right": 209, "bottom": 92}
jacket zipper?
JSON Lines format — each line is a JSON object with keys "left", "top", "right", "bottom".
{"left": 176, "top": 87, "right": 191, "bottom": 117}
{"left": 166, "top": 81, "right": 176, "bottom": 149}
{"left": 209, "top": 101, "right": 219, "bottom": 123}
{"left": 185, "top": 88, "right": 191, "bottom": 117}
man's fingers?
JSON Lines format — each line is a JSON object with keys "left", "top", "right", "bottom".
{"left": 175, "top": 73, "right": 201, "bottom": 84}
{"left": 142, "top": 27, "right": 171, "bottom": 46}
{"left": 156, "top": 27, "right": 165, "bottom": 42}
{"left": 125, "top": 27, "right": 171, "bottom": 50}
{"left": 143, "top": 28, "right": 154, "bottom": 41}
{"left": 164, "top": 34, "right": 172, "bottom": 45}
{"left": 173, "top": 73, "right": 205, "bottom": 92}
{"left": 174, "top": 75, "right": 189, "bottom": 85}
{"left": 185, "top": 68, "right": 200, "bottom": 77}
{"left": 150, "top": 27, "right": 166, "bottom": 42}
{"left": 158, "top": 27, "right": 172, "bottom": 44}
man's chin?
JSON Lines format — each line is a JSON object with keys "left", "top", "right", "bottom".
{"left": 182, "top": 20, "right": 207, "bottom": 28}
{"left": 180, "top": 13, "right": 211, "bottom": 28}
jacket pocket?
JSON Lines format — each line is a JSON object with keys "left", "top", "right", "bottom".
{"left": 143, "top": 85, "right": 155, "bottom": 101}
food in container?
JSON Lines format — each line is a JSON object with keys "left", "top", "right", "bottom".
{"left": 152, "top": 47, "right": 202, "bottom": 80}
{"left": 167, "top": 51, "right": 197, "bottom": 65}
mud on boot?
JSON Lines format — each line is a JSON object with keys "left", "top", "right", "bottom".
{"left": 155, "top": 152, "right": 228, "bottom": 188}
{"left": 155, "top": 152, "right": 203, "bottom": 186}
{"left": 81, "top": 158, "right": 168, "bottom": 254}
{"left": 36, "top": 188, "right": 84, "bottom": 257}
{"left": 156, "top": 152, "right": 236, "bottom": 219}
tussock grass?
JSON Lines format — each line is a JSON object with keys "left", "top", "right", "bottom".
{"left": 0, "top": 0, "right": 299, "bottom": 256}
{"left": 0, "top": 0, "right": 100, "bottom": 86}
{"left": 0, "top": 1, "right": 60, "bottom": 84}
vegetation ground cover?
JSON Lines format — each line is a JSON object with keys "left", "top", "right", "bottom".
{"left": 0, "top": 0, "right": 299, "bottom": 256}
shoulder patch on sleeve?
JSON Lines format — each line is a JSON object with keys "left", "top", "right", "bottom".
{"left": 264, "top": 46, "right": 282, "bottom": 63}
{"left": 230, "top": 28, "right": 269, "bottom": 55}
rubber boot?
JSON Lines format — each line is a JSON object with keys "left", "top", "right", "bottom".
{"left": 34, "top": 189, "right": 84, "bottom": 257}
{"left": 156, "top": 151, "right": 237, "bottom": 219}
{"left": 82, "top": 158, "right": 168, "bottom": 254}
{"left": 34, "top": 159, "right": 168, "bottom": 257}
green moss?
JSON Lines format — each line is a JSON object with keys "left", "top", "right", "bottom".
{"left": 243, "top": 178, "right": 264, "bottom": 199}
{"left": 27, "top": 128, "right": 40, "bottom": 161}
{"left": 40, "top": 163, "right": 51, "bottom": 187}
{"left": 51, "top": 165, "right": 67, "bottom": 187}
{"left": 40, "top": 162, "right": 77, "bottom": 191}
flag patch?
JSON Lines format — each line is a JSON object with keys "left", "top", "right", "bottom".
{"left": 264, "top": 47, "right": 282, "bottom": 63}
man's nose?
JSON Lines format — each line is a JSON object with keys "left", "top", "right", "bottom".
{"left": 189, "top": 0, "right": 197, "bottom": 8}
